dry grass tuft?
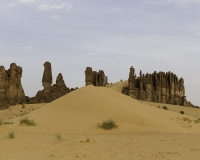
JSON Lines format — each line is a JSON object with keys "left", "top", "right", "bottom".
{"left": 19, "top": 117, "right": 36, "bottom": 126}
{"left": 8, "top": 132, "right": 15, "bottom": 139}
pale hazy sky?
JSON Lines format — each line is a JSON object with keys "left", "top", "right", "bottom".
{"left": 0, "top": 0, "right": 200, "bottom": 106}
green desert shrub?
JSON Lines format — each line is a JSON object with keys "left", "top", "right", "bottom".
{"left": 9, "top": 132, "right": 15, "bottom": 139}
{"left": 180, "top": 111, "right": 184, "bottom": 114}
{"left": 163, "top": 106, "right": 168, "bottom": 110}
{"left": 19, "top": 117, "right": 36, "bottom": 126}
{"left": 97, "top": 119, "right": 117, "bottom": 130}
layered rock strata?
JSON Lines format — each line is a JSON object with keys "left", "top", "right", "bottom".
{"left": 26, "top": 62, "right": 74, "bottom": 103}
{"left": 122, "top": 66, "right": 195, "bottom": 107}
{"left": 0, "top": 63, "right": 26, "bottom": 109}
{"left": 85, "top": 67, "right": 107, "bottom": 86}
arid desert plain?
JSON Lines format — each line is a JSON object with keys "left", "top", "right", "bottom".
{"left": 0, "top": 81, "right": 200, "bottom": 160}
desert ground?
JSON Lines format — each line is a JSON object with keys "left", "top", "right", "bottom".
{"left": 0, "top": 83, "right": 200, "bottom": 160}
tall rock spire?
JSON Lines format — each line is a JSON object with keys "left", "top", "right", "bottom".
{"left": 85, "top": 67, "right": 93, "bottom": 86}
{"left": 42, "top": 62, "right": 52, "bottom": 93}
{"left": 128, "top": 66, "right": 135, "bottom": 95}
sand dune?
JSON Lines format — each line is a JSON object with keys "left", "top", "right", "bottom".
{"left": 0, "top": 85, "right": 200, "bottom": 159}
{"left": 8, "top": 85, "right": 198, "bottom": 133}
{"left": 106, "top": 80, "right": 128, "bottom": 92}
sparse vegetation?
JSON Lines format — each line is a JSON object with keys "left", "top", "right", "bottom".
{"left": 86, "top": 138, "right": 90, "bottom": 142}
{"left": 80, "top": 139, "right": 90, "bottom": 143}
{"left": 22, "top": 105, "right": 26, "bottom": 109}
{"left": 55, "top": 133, "right": 62, "bottom": 140}
{"left": 3, "top": 121, "right": 14, "bottom": 125}
{"left": 180, "top": 111, "right": 184, "bottom": 114}
{"left": 183, "top": 117, "right": 192, "bottom": 123}
{"left": 163, "top": 106, "right": 168, "bottom": 110}
{"left": 194, "top": 118, "right": 200, "bottom": 124}
{"left": 129, "top": 94, "right": 135, "bottom": 99}
{"left": 19, "top": 111, "right": 29, "bottom": 117}
{"left": 97, "top": 119, "right": 117, "bottom": 130}
{"left": 157, "top": 105, "right": 161, "bottom": 108}
{"left": 9, "top": 132, "right": 15, "bottom": 139}
{"left": 19, "top": 117, "right": 36, "bottom": 126}
{"left": 0, "top": 119, "right": 3, "bottom": 125}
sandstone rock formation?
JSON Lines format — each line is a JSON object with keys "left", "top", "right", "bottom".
{"left": 85, "top": 67, "right": 107, "bottom": 86}
{"left": 42, "top": 61, "right": 52, "bottom": 94}
{"left": 122, "top": 66, "right": 196, "bottom": 107}
{"left": 0, "top": 63, "right": 26, "bottom": 109}
{"left": 85, "top": 67, "right": 93, "bottom": 86}
{"left": 26, "top": 62, "right": 74, "bottom": 103}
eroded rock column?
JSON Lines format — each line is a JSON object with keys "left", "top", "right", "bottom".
{"left": 42, "top": 62, "right": 52, "bottom": 94}
{"left": 85, "top": 67, "right": 93, "bottom": 86}
{"left": 0, "top": 66, "right": 9, "bottom": 107}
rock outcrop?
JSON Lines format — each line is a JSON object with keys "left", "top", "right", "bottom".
{"left": 0, "top": 63, "right": 26, "bottom": 109}
{"left": 85, "top": 67, "right": 107, "bottom": 86}
{"left": 122, "top": 66, "right": 196, "bottom": 107}
{"left": 85, "top": 67, "right": 93, "bottom": 86}
{"left": 42, "top": 61, "right": 52, "bottom": 94}
{"left": 26, "top": 62, "right": 74, "bottom": 103}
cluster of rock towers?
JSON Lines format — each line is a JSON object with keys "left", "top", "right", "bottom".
{"left": 122, "top": 66, "right": 191, "bottom": 106}
{"left": 0, "top": 63, "right": 198, "bottom": 109}
{"left": 0, "top": 63, "right": 26, "bottom": 109}
{"left": 26, "top": 62, "right": 74, "bottom": 103}
{"left": 85, "top": 67, "right": 107, "bottom": 86}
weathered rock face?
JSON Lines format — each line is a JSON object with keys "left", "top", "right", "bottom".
{"left": 85, "top": 67, "right": 107, "bottom": 86}
{"left": 85, "top": 67, "right": 93, "bottom": 86}
{"left": 42, "top": 62, "right": 52, "bottom": 83}
{"left": 42, "top": 61, "right": 52, "bottom": 93}
{"left": 56, "top": 73, "right": 67, "bottom": 88}
{"left": 123, "top": 66, "right": 194, "bottom": 107}
{"left": 128, "top": 66, "right": 135, "bottom": 95}
{"left": 0, "top": 63, "right": 26, "bottom": 109}
{"left": 0, "top": 66, "right": 9, "bottom": 108}
{"left": 26, "top": 62, "right": 74, "bottom": 104}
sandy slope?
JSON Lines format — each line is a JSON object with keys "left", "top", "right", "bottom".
{"left": 0, "top": 85, "right": 200, "bottom": 160}
{"left": 106, "top": 80, "right": 128, "bottom": 92}
{"left": 0, "top": 103, "right": 45, "bottom": 120}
